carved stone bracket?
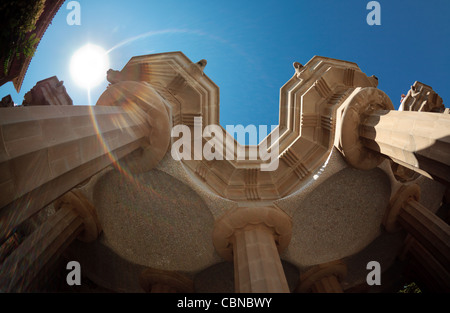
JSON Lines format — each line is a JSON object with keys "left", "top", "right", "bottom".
{"left": 54, "top": 190, "right": 101, "bottom": 242}
{"left": 337, "top": 87, "right": 394, "bottom": 170}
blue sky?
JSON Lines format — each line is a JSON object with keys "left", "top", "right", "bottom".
{"left": 1, "top": 0, "right": 449, "bottom": 139}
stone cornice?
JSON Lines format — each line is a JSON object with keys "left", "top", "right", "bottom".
{"left": 105, "top": 52, "right": 381, "bottom": 201}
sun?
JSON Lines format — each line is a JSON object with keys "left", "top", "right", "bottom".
{"left": 70, "top": 44, "right": 110, "bottom": 89}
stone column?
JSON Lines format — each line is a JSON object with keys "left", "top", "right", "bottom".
{"left": 360, "top": 110, "right": 450, "bottom": 184}
{"left": 139, "top": 268, "right": 194, "bottom": 293}
{"left": 0, "top": 81, "right": 171, "bottom": 240}
{"left": 0, "top": 190, "right": 100, "bottom": 292}
{"left": 337, "top": 87, "right": 450, "bottom": 185}
{"left": 0, "top": 233, "right": 21, "bottom": 263}
{"left": 213, "top": 207, "right": 292, "bottom": 293}
{"left": 400, "top": 235, "right": 450, "bottom": 292}
{"left": 384, "top": 184, "right": 450, "bottom": 269}
{"left": 295, "top": 260, "right": 347, "bottom": 293}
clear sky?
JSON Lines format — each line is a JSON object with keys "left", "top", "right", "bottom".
{"left": 1, "top": 0, "right": 449, "bottom": 141}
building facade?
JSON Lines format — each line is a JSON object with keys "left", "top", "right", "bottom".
{"left": 0, "top": 52, "right": 449, "bottom": 293}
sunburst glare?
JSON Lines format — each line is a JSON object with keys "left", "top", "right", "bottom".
{"left": 70, "top": 44, "right": 110, "bottom": 89}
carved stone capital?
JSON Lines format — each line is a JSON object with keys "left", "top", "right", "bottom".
{"left": 338, "top": 87, "right": 394, "bottom": 170}
{"left": 400, "top": 81, "right": 445, "bottom": 113}
{"left": 96, "top": 81, "right": 171, "bottom": 172}
{"left": 139, "top": 268, "right": 194, "bottom": 293}
{"left": 383, "top": 184, "right": 421, "bottom": 232}
{"left": 390, "top": 162, "right": 420, "bottom": 183}
{"left": 296, "top": 260, "right": 347, "bottom": 293}
{"left": 55, "top": 190, "right": 102, "bottom": 242}
{"left": 212, "top": 206, "right": 292, "bottom": 262}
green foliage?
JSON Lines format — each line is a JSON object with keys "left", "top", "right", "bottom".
{"left": 398, "top": 282, "right": 422, "bottom": 293}
{"left": 0, "top": 0, "right": 46, "bottom": 74}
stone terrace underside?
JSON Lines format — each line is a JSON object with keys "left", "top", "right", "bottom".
{"left": 0, "top": 52, "right": 449, "bottom": 293}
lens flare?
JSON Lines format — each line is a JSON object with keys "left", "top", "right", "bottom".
{"left": 70, "top": 44, "right": 109, "bottom": 89}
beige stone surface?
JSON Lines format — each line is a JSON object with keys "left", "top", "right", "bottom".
{"left": 72, "top": 53, "right": 447, "bottom": 291}
{"left": 154, "top": 152, "right": 238, "bottom": 220}
{"left": 139, "top": 267, "right": 194, "bottom": 293}
{"left": 193, "top": 260, "right": 299, "bottom": 293}
{"left": 383, "top": 184, "right": 421, "bottom": 233}
{"left": 296, "top": 260, "right": 347, "bottom": 293}
{"left": 1, "top": 51, "right": 449, "bottom": 293}
{"left": 212, "top": 206, "right": 292, "bottom": 292}
{"left": 106, "top": 52, "right": 380, "bottom": 201}
{"left": 335, "top": 87, "right": 394, "bottom": 170}
{"left": 0, "top": 95, "right": 14, "bottom": 107}
{"left": 273, "top": 147, "right": 349, "bottom": 217}
{"left": 96, "top": 81, "right": 172, "bottom": 173}
{"left": 55, "top": 190, "right": 102, "bottom": 243}
{"left": 22, "top": 76, "right": 73, "bottom": 106}
{"left": 0, "top": 105, "right": 148, "bottom": 239}
{"left": 398, "top": 199, "right": 450, "bottom": 270}
{"left": 360, "top": 110, "right": 450, "bottom": 184}
{"left": 92, "top": 167, "right": 220, "bottom": 273}
{"left": 340, "top": 230, "right": 405, "bottom": 290}
{"left": 64, "top": 238, "right": 150, "bottom": 293}
{"left": 282, "top": 167, "right": 391, "bottom": 268}
{"left": 0, "top": 190, "right": 98, "bottom": 292}
{"left": 212, "top": 206, "right": 292, "bottom": 262}
{"left": 400, "top": 235, "right": 450, "bottom": 292}
{"left": 334, "top": 79, "right": 450, "bottom": 186}
{"left": 0, "top": 204, "right": 83, "bottom": 292}
{"left": 399, "top": 81, "right": 445, "bottom": 113}
{"left": 232, "top": 225, "right": 290, "bottom": 293}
